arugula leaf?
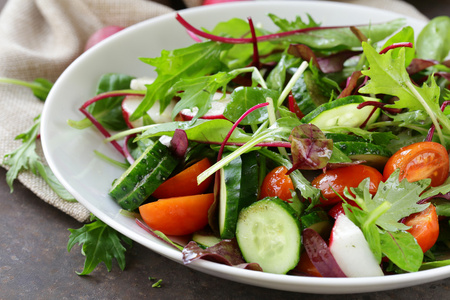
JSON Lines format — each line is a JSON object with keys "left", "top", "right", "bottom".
{"left": 3, "top": 115, "right": 75, "bottom": 201}
{"left": 0, "top": 77, "right": 53, "bottom": 101}
{"left": 67, "top": 215, "right": 132, "bottom": 275}
{"left": 169, "top": 72, "right": 234, "bottom": 120}
{"left": 268, "top": 13, "right": 320, "bottom": 31}
{"left": 3, "top": 116, "right": 41, "bottom": 192}
{"left": 132, "top": 41, "right": 232, "bottom": 121}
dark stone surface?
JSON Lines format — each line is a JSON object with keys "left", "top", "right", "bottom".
{"left": 1, "top": 0, "right": 450, "bottom": 299}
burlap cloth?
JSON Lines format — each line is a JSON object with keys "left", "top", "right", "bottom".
{"left": 0, "top": 0, "right": 428, "bottom": 223}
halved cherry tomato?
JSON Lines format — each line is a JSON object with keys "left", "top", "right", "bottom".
{"left": 139, "top": 193, "right": 214, "bottom": 236}
{"left": 311, "top": 164, "right": 383, "bottom": 206}
{"left": 404, "top": 204, "right": 439, "bottom": 253}
{"left": 260, "top": 166, "right": 294, "bottom": 201}
{"left": 152, "top": 158, "right": 213, "bottom": 199}
{"left": 383, "top": 141, "right": 449, "bottom": 187}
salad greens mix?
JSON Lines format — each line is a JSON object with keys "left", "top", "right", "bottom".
{"left": 72, "top": 12, "right": 450, "bottom": 277}
{"left": 4, "top": 10, "right": 450, "bottom": 277}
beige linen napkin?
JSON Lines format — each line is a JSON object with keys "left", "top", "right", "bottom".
{"left": 0, "top": 0, "right": 427, "bottom": 223}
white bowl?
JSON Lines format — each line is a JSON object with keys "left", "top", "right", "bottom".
{"left": 41, "top": 1, "right": 450, "bottom": 294}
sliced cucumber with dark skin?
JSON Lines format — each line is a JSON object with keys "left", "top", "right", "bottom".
{"left": 301, "top": 95, "right": 380, "bottom": 129}
{"left": 109, "top": 140, "right": 178, "bottom": 211}
{"left": 334, "top": 141, "right": 392, "bottom": 169}
{"left": 219, "top": 155, "right": 242, "bottom": 239}
{"left": 219, "top": 152, "right": 259, "bottom": 239}
{"left": 236, "top": 197, "right": 301, "bottom": 274}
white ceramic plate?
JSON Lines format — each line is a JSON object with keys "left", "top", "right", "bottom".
{"left": 41, "top": 1, "right": 450, "bottom": 294}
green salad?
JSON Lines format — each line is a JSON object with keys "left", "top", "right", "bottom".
{"left": 69, "top": 12, "right": 450, "bottom": 277}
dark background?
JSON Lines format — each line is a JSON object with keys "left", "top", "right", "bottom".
{"left": 1, "top": 0, "right": 450, "bottom": 299}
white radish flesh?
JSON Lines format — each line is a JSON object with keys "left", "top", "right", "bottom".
{"left": 122, "top": 95, "right": 176, "bottom": 128}
{"left": 329, "top": 214, "right": 384, "bottom": 277}
{"left": 180, "top": 92, "right": 231, "bottom": 120}
{"left": 130, "top": 77, "right": 155, "bottom": 91}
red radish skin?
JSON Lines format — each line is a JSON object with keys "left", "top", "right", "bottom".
{"left": 329, "top": 214, "right": 384, "bottom": 277}
{"left": 84, "top": 26, "right": 125, "bottom": 51}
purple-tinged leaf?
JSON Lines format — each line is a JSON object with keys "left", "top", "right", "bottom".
{"left": 338, "top": 71, "right": 363, "bottom": 98}
{"left": 170, "top": 129, "right": 189, "bottom": 159}
{"left": 406, "top": 58, "right": 437, "bottom": 75}
{"left": 287, "top": 44, "right": 320, "bottom": 70}
{"left": 302, "top": 228, "right": 347, "bottom": 277}
{"left": 288, "top": 124, "right": 332, "bottom": 172}
{"left": 182, "top": 240, "right": 263, "bottom": 271}
{"left": 317, "top": 50, "right": 361, "bottom": 74}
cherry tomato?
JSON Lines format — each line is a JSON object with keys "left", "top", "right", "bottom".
{"left": 327, "top": 200, "right": 360, "bottom": 219}
{"left": 404, "top": 204, "right": 439, "bottom": 253}
{"left": 152, "top": 158, "right": 212, "bottom": 199}
{"left": 260, "top": 166, "right": 294, "bottom": 201}
{"left": 311, "top": 164, "right": 383, "bottom": 206}
{"left": 383, "top": 141, "right": 449, "bottom": 187}
{"left": 139, "top": 193, "right": 214, "bottom": 236}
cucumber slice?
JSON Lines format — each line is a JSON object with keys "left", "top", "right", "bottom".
{"left": 236, "top": 198, "right": 301, "bottom": 274}
{"left": 219, "top": 152, "right": 259, "bottom": 239}
{"left": 301, "top": 95, "right": 380, "bottom": 129}
{"left": 109, "top": 140, "right": 178, "bottom": 211}
{"left": 219, "top": 155, "right": 242, "bottom": 239}
{"left": 192, "top": 229, "right": 221, "bottom": 248}
{"left": 334, "top": 141, "right": 391, "bottom": 169}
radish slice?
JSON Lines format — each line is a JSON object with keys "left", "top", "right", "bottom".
{"left": 180, "top": 92, "right": 231, "bottom": 120}
{"left": 122, "top": 95, "right": 176, "bottom": 128}
{"left": 329, "top": 214, "right": 384, "bottom": 277}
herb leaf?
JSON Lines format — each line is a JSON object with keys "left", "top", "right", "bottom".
{"left": 368, "top": 170, "right": 430, "bottom": 231}
{"left": 416, "top": 16, "right": 450, "bottom": 62}
{"left": 3, "top": 116, "right": 41, "bottom": 192}
{"left": 67, "top": 216, "right": 132, "bottom": 275}
{"left": 379, "top": 230, "right": 423, "bottom": 272}
{"left": 132, "top": 41, "right": 232, "bottom": 121}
